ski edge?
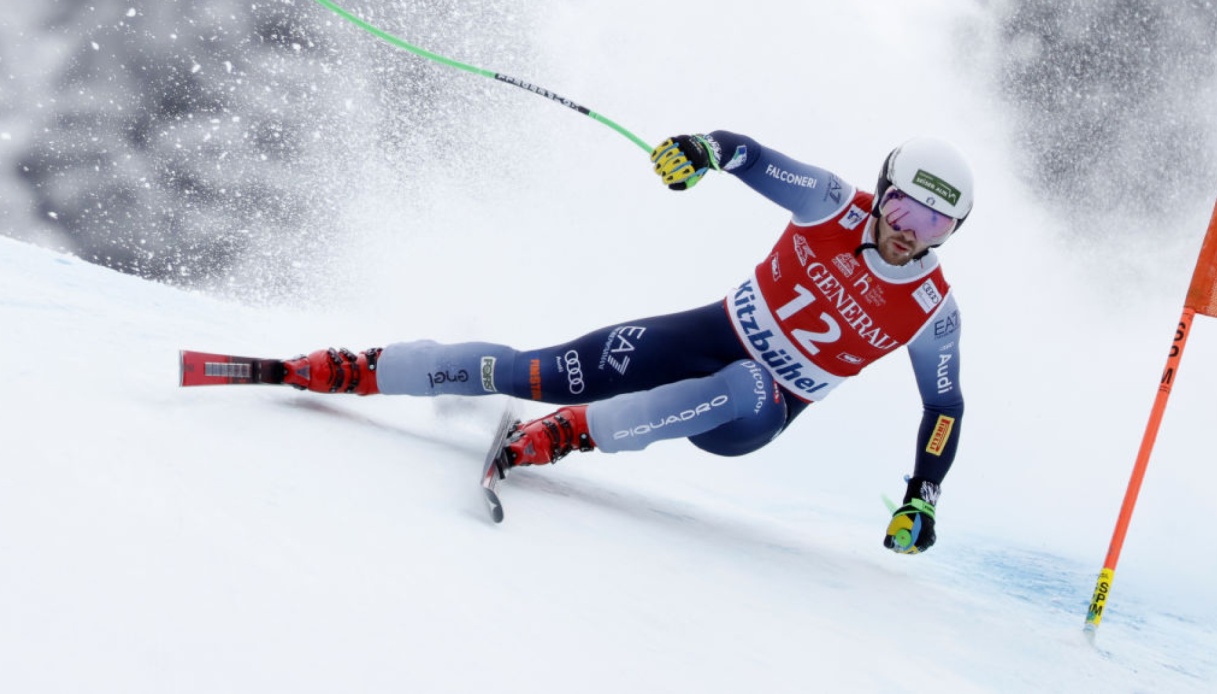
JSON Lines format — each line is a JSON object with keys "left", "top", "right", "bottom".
{"left": 479, "top": 407, "right": 518, "bottom": 524}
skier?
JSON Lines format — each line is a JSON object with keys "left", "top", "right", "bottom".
{"left": 280, "top": 131, "right": 972, "bottom": 554}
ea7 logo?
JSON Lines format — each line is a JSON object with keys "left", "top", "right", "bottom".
{"left": 934, "top": 310, "right": 960, "bottom": 338}
{"left": 824, "top": 175, "right": 844, "bottom": 205}
{"left": 600, "top": 325, "right": 646, "bottom": 375}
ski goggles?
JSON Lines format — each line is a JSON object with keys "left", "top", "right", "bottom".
{"left": 878, "top": 187, "right": 958, "bottom": 245}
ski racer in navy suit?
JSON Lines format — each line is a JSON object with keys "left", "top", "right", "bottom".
{"left": 281, "top": 131, "right": 974, "bottom": 554}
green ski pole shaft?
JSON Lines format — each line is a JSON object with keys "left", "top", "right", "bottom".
{"left": 310, "top": 0, "right": 654, "bottom": 154}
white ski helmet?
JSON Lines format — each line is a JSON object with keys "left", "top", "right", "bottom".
{"left": 873, "top": 137, "right": 974, "bottom": 233}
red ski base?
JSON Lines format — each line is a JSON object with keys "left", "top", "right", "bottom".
{"left": 179, "top": 350, "right": 285, "bottom": 387}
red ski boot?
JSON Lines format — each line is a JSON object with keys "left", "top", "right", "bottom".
{"left": 281, "top": 347, "right": 382, "bottom": 395}
{"left": 503, "top": 406, "right": 596, "bottom": 466}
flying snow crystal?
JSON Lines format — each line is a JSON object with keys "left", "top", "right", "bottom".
{"left": 126, "top": 8, "right": 136, "bottom": 18}
{"left": 91, "top": 42, "right": 100, "bottom": 51}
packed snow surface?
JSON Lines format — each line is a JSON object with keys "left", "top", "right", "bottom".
{"left": 3, "top": 1, "right": 1217, "bottom": 692}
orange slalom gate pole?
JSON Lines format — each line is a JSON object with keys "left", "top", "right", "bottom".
{"left": 1083, "top": 308, "right": 1194, "bottom": 636}
{"left": 1085, "top": 200, "right": 1217, "bottom": 638}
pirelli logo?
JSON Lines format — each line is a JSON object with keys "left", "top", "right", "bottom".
{"left": 926, "top": 414, "right": 956, "bottom": 456}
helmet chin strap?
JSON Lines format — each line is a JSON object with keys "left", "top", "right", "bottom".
{"left": 854, "top": 216, "right": 880, "bottom": 257}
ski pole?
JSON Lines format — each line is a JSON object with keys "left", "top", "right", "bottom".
{"left": 1084, "top": 197, "right": 1217, "bottom": 638}
{"left": 309, "top": 0, "right": 654, "bottom": 154}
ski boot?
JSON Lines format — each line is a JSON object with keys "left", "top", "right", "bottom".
{"left": 281, "top": 347, "right": 382, "bottom": 395}
{"left": 502, "top": 406, "right": 596, "bottom": 466}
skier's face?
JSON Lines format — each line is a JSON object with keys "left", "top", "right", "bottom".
{"left": 874, "top": 216, "right": 932, "bottom": 265}
{"left": 877, "top": 188, "right": 957, "bottom": 245}
{"left": 872, "top": 186, "right": 957, "bottom": 264}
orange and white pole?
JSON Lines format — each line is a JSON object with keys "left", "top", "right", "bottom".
{"left": 1085, "top": 199, "right": 1217, "bottom": 637}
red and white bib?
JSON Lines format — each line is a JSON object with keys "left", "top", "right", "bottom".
{"left": 727, "top": 191, "right": 950, "bottom": 402}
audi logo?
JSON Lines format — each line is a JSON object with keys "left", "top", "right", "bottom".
{"left": 564, "top": 350, "right": 585, "bottom": 395}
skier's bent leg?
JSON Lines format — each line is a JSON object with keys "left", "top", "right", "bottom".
{"left": 587, "top": 359, "right": 786, "bottom": 454}
{"left": 503, "top": 360, "right": 784, "bottom": 467}
{"left": 687, "top": 394, "right": 789, "bottom": 457}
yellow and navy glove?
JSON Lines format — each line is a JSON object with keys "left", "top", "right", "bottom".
{"left": 650, "top": 134, "right": 719, "bottom": 190}
{"left": 884, "top": 476, "right": 940, "bottom": 555}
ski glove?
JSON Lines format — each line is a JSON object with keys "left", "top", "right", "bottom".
{"left": 650, "top": 134, "right": 719, "bottom": 190}
{"left": 884, "top": 476, "right": 940, "bottom": 555}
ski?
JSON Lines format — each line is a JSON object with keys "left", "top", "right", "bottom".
{"left": 183, "top": 350, "right": 519, "bottom": 522}
{"left": 179, "top": 350, "right": 285, "bottom": 387}
{"left": 480, "top": 408, "right": 519, "bottom": 524}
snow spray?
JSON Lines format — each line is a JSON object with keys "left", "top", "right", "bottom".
{"left": 309, "top": 0, "right": 653, "bottom": 154}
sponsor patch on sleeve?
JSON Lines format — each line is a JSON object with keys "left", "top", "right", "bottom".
{"left": 480, "top": 356, "right": 497, "bottom": 393}
{"left": 840, "top": 205, "right": 868, "bottom": 230}
{"left": 913, "top": 279, "right": 944, "bottom": 313}
{"left": 529, "top": 358, "right": 542, "bottom": 400}
{"left": 925, "top": 414, "right": 956, "bottom": 456}
{"left": 723, "top": 144, "right": 748, "bottom": 171}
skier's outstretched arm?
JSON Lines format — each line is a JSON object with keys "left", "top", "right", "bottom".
{"left": 649, "top": 130, "right": 855, "bottom": 224}
{"left": 883, "top": 294, "right": 965, "bottom": 555}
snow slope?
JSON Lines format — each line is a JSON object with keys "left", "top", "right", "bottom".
{"left": 4, "top": 0, "right": 1217, "bottom": 692}
{"left": 2, "top": 217, "right": 1216, "bottom": 693}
